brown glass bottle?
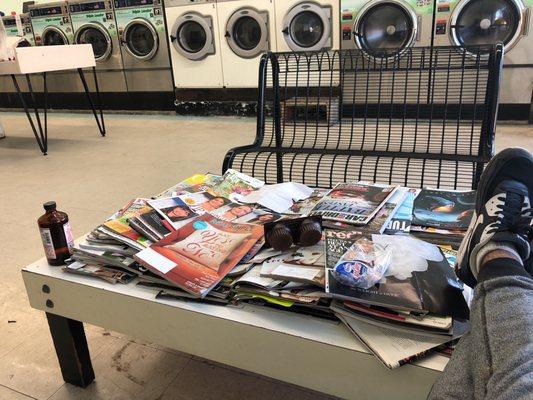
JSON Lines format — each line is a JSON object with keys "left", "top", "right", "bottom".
{"left": 38, "top": 201, "right": 74, "bottom": 266}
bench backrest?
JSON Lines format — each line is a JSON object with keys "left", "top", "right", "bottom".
{"left": 224, "top": 45, "right": 503, "bottom": 190}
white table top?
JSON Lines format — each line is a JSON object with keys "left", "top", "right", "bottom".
{"left": 0, "top": 45, "right": 95, "bottom": 75}
{"left": 22, "top": 245, "right": 450, "bottom": 400}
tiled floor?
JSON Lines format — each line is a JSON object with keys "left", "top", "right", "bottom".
{"left": 0, "top": 111, "right": 531, "bottom": 400}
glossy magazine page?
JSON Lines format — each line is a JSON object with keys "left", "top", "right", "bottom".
{"left": 135, "top": 214, "right": 264, "bottom": 298}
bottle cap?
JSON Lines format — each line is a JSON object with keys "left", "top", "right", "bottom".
{"left": 266, "top": 223, "right": 293, "bottom": 251}
{"left": 43, "top": 201, "right": 57, "bottom": 211}
{"left": 298, "top": 219, "right": 322, "bottom": 246}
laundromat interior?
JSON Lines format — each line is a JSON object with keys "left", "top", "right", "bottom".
{"left": 0, "top": 0, "right": 532, "bottom": 399}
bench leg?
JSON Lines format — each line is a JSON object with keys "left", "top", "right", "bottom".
{"left": 46, "top": 313, "right": 95, "bottom": 388}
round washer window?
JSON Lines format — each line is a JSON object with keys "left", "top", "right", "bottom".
{"left": 77, "top": 27, "right": 109, "bottom": 59}
{"left": 454, "top": 0, "right": 520, "bottom": 48}
{"left": 178, "top": 20, "right": 207, "bottom": 53}
{"left": 290, "top": 10, "right": 324, "bottom": 48}
{"left": 126, "top": 23, "right": 156, "bottom": 57}
{"left": 232, "top": 16, "right": 261, "bottom": 51}
{"left": 43, "top": 30, "right": 66, "bottom": 46}
{"left": 358, "top": 4, "right": 414, "bottom": 56}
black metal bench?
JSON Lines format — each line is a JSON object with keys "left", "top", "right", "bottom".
{"left": 223, "top": 44, "right": 503, "bottom": 190}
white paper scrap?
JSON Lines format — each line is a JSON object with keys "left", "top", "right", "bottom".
{"left": 242, "top": 182, "right": 314, "bottom": 213}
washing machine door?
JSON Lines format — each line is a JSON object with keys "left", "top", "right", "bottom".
{"left": 282, "top": 2, "right": 332, "bottom": 52}
{"left": 450, "top": 0, "right": 525, "bottom": 54}
{"left": 42, "top": 26, "right": 69, "bottom": 46}
{"left": 171, "top": 13, "right": 215, "bottom": 61}
{"left": 123, "top": 18, "right": 159, "bottom": 61}
{"left": 75, "top": 23, "right": 112, "bottom": 61}
{"left": 354, "top": 1, "right": 418, "bottom": 58}
{"left": 225, "top": 8, "right": 268, "bottom": 58}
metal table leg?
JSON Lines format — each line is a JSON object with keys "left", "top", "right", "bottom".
{"left": 46, "top": 312, "right": 95, "bottom": 388}
{"left": 11, "top": 73, "right": 49, "bottom": 155}
{"left": 78, "top": 67, "right": 106, "bottom": 137}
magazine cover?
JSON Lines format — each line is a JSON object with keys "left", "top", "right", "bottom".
{"left": 134, "top": 214, "right": 264, "bottom": 298}
{"left": 412, "top": 189, "right": 475, "bottom": 230}
{"left": 385, "top": 188, "right": 421, "bottom": 234}
{"left": 362, "top": 187, "right": 408, "bottom": 234}
{"left": 179, "top": 191, "right": 232, "bottom": 214}
{"left": 209, "top": 203, "right": 255, "bottom": 222}
{"left": 103, "top": 198, "right": 153, "bottom": 249}
{"left": 324, "top": 230, "right": 469, "bottom": 317}
{"left": 149, "top": 197, "right": 199, "bottom": 230}
{"left": 157, "top": 173, "right": 222, "bottom": 198}
{"left": 309, "top": 183, "right": 397, "bottom": 225}
{"left": 208, "top": 169, "right": 264, "bottom": 202}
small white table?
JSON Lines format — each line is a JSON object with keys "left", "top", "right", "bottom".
{"left": 0, "top": 45, "right": 106, "bottom": 154}
{"left": 22, "top": 253, "right": 449, "bottom": 399}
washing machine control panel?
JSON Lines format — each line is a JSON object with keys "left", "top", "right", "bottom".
{"left": 30, "top": 5, "right": 67, "bottom": 18}
{"left": 114, "top": 0, "right": 159, "bottom": 8}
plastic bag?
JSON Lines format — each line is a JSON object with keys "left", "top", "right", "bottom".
{"left": 332, "top": 237, "right": 393, "bottom": 289}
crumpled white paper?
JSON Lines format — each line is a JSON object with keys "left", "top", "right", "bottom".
{"left": 241, "top": 182, "right": 314, "bottom": 213}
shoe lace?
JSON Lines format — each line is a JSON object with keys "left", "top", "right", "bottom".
{"left": 489, "top": 192, "right": 533, "bottom": 235}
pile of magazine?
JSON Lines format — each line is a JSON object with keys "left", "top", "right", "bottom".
{"left": 63, "top": 171, "right": 476, "bottom": 370}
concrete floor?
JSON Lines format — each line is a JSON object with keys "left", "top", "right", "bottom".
{"left": 0, "top": 111, "right": 531, "bottom": 400}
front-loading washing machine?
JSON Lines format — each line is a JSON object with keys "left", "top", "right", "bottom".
{"left": 69, "top": 0, "right": 127, "bottom": 92}
{"left": 216, "top": 0, "right": 276, "bottom": 88}
{"left": 340, "top": 0, "right": 434, "bottom": 56}
{"left": 29, "top": 2, "right": 79, "bottom": 93}
{"left": 114, "top": 0, "right": 173, "bottom": 92}
{"left": 165, "top": 0, "right": 223, "bottom": 88}
{"left": 275, "top": 0, "right": 340, "bottom": 53}
{"left": 433, "top": 0, "right": 533, "bottom": 117}
{"left": 21, "top": 13, "right": 36, "bottom": 47}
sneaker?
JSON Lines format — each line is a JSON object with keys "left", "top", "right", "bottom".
{"left": 455, "top": 148, "right": 533, "bottom": 287}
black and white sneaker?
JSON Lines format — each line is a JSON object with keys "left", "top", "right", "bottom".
{"left": 455, "top": 148, "right": 533, "bottom": 287}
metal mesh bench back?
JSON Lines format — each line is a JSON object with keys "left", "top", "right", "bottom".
{"left": 223, "top": 45, "right": 503, "bottom": 190}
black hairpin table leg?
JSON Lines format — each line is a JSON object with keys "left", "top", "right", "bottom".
{"left": 46, "top": 312, "right": 95, "bottom": 388}
{"left": 78, "top": 67, "right": 106, "bottom": 137}
{"left": 11, "top": 73, "right": 49, "bottom": 155}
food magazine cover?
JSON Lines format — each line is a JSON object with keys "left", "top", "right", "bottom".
{"left": 208, "top": 169, "right": 264, "bottom": 202}
{"left": 309, "top": 183, "right": 397, "bottom": 225}
{"left": 412, "top": 189, "right": 475, "bottom": 230}
{"left": 324, "top": 230, "right": 469, "bottom": 317}
{"left": 134, "top": 214, "right": 264, "bottom": 298}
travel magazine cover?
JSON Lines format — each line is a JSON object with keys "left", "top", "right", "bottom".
{"left": 134, "top": 214, "right": 264, "bottom": 298}
{"left": 412, "top": 189, "right": 476, "bottom": 230}
{"left": 208, "top": 169, "right": 264, "bottom": 202}
{"left": 309, "top": 183, "right": 397, "bottom": 225}
{"left": 324, "top": 230, "right": 469, "bottom": 317}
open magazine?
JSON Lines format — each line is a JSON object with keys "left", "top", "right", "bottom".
{"left": 134, "top": 214, "right": 263, "bottom": 298}
{"left": 309, "top": 183, "right": 397, "bottom": 225}
{"left": 324, "top": 230, "right": 469, "bottom": 317}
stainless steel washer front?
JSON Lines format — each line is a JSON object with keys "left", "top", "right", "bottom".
{"left": 123, "top": 18, "right": 159, "bottom": 61}
{"left": 42, "top": 26, "right": 69, "bottom": 45}
{"left": 225, "top": 8, "right": 269, "bottom": 59}
{"left": 353, "top": 0, "right": 418, "bottom": 58}
{"left": 450, "top": 0, "right": 526, "bottom": 54}
{"left": 74, "top": 22, "right": 113, "bottom": 61}
{"left": 282, "top": 2, "right": 332, "bottom": 52}
{"left": 171, "top": 12, "right": 215, "bottom": 61}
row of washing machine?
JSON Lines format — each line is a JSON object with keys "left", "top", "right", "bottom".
{"left": 1, "top": 0, "right": 532, "bottom": 108}
{"left": 2, "top": 0, "right": 172, "bottom": 93}
{"left": 163, "top": 0, "right": 533, "bottom": 105}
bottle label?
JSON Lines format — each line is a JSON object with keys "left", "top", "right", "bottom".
{"left": 63, "top": 222, "right": 74, "bottom": 253}
{"left": 40, "top": 228, "right": 56, "bottom": 259}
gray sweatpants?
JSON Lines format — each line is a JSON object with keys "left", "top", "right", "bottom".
{"left": 429, "top": 259, "right": 533, "bottom": 399}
